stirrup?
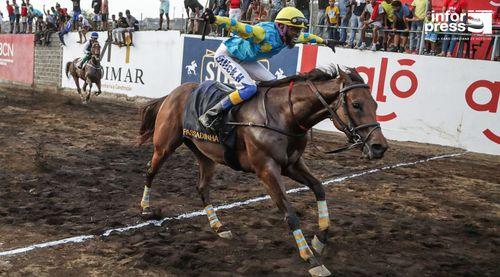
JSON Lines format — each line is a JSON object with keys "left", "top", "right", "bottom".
{"left": 199, "top": 114, "right": 222, "bottom": 131}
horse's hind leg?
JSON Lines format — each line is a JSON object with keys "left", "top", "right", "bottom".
{"left": 185, "top": 141, "right": 232, "bottom": 239}
{"left": 72, "top": 72, "right": 82, "bottom": 95}
{"left": 285, "top": 158, "right": 330, "bottom": 256}
{"left": 140, "top": 123, "right": 183, "bottom": 218}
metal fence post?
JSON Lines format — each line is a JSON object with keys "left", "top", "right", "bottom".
{"left": 492, "top": 35, "right": 499, "bottom": 61}
{"left": 418, "top": 0, "right": 429, "bottom": 55}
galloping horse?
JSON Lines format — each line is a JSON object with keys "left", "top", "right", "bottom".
{"left": 65, "top": 42, "right": 103, "bottom": 104}
{"left": 137, "top": 66, "right": 388, "bottom": 276}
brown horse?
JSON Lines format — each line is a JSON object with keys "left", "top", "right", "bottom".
{"left": 65, "top": 42, "right": 103, "bottom": 104}
{"left": 137, "top": 66, "right": 388, "bottom": 276}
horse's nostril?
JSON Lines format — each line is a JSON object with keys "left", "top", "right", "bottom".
{"left": 371, "top": 144, "right": 386, "bottom": 156}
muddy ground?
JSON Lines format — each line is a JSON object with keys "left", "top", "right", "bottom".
{"left": 0, "top": 87, "right": 498, "bottom": 277}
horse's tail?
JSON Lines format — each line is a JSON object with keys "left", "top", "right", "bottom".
{"left": 137, "top": 95, "right": 168, "bottom": 146}
{"left": 65, "top": 61, "right": 71, "bottom": 78}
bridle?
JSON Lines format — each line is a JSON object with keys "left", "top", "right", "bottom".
{"left": 89, "top": 43, "right": 102, "bottom": 69}
{"left": 289, "top": 79, "right": 381, "bottom": 153}
{"left": 227, "top": 78, "right": 381, "bottom": 154}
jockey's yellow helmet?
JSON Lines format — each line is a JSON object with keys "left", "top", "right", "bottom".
{"left": 274, "top": 7, "right": 308, "bottom": 28}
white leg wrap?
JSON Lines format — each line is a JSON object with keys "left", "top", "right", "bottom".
{"left": 205, "top": 205, "right": 222, "bottom": 230}
{"left": 141, "top": 186, "right": 151, "bottom": 209}
{"left": 293, "top": 229, "right": 313, "bottom": 261}
{"left": 317, "top": 201, "right": 330, "bottom": 231}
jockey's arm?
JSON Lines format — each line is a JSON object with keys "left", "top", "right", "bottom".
{"left": 82, "top": 41, "right": 91, "bottom": 54}
{"left": 296, "top": 33, "right": 326, "bottom": 45}
{"left": 214, "top": 16, "right": 266, "bottom": 42}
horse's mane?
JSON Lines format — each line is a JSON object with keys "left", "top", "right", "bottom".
{"left": 258, "top": 64, "right": 365, "bottom": 87}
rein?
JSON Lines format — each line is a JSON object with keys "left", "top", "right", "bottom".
{"left": 86, "top": 61, "right": 102, "bottom": 70}
{"left": 303, "top": 80, "right": 380, "bottom": 154}
{"left": 226, "top": 87, "right": 305, "bottom": 137}
{"left": 226, "top": 78, "right": 380, "bottom": 154}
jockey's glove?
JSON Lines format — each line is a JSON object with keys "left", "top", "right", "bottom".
{"left": 324, "top": 39, "right": 338, "bottom": 53}
{"left": 202, "top": 9, "right": 216, "bottom": 24}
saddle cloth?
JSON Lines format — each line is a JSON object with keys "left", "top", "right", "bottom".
{"left": 182, "top": 80, "right": 242, "bottom": 171}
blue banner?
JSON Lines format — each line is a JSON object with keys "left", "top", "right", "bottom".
{"left": 181, "top": 36, "right": 299, "bottom": 84}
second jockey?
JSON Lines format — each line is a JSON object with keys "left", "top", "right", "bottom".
{"left": 198, "top": 7, "right": 337, "bottom": 130}
{"left": 79, "top": 32, "right": 99, "bottom": 69}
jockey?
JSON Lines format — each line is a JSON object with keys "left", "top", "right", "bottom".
{"left": 198, "top": 7, "right": 337, "bottom": 130}
{"left": 78, "top": 32, "right": 99, "bottom": 69}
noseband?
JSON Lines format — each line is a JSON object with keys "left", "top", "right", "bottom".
{"left": 290, "top": 80, "right": 381, "bottom": 153}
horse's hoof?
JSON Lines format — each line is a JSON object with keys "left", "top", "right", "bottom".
{"left": 141, "top": 207, "right": 162, "bottom": 220}
{"left": 309, "top": 265, "right": 331, "bottom": 277}
{"left": 217, "top": 230, "right": 233, "bottom": 239}
{"left": 312, "top": 235, "right": 326, "bottom": 255}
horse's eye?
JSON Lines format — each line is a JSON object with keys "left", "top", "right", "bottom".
{"left": 352, "top": 102, "right": 362, "bottom": 110}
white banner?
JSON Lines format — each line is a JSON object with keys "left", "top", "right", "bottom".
{"left": 311, "top": 47, "right": 500, "bottom": 155}
{"left": 61, "top": 31, "right": 183, "bottom": 98}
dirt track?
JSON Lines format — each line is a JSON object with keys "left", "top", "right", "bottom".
{"left": 0, "top": 87, "right": 499, "bottom": 277}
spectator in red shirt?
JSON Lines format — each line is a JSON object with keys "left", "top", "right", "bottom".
{"left": 229, "top": 0, "right": 242, "bottom": 21}
{"left": 56, "top": 3, "right": 69, "bottom": 30}
{"left": 20, "top": 0, "right": 27, "bottom": 33}
{"left": 13, "top": 0, "right": 20, "bottom": 33}
{"left": 439, "top": 0, "right": 467, "bottom": 57}
{"left": 101, "top": 0, "right": 109, "bottom": 30}
{"left": 442, "top": 0, "right": 466, "bottom": 14}
{"left": 6, "top": 1, "right": 15, "bottom": 33}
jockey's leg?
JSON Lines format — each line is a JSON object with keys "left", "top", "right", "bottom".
{"left": 241, "top": 60, "right": 277, "bottom": 82}
{"left": 199, "top": 44, "right": 258, "bottom": 130}
{"left": 79, "top": 54, "right": 90, "bottom": 69}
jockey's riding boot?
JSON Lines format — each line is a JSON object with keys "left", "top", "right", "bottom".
{"left": 199, "top": 102, "right": 224, "bottom": 131}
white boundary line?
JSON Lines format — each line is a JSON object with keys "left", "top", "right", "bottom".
{"left": 0, "top": 152, "right": 465, "bottom": 257}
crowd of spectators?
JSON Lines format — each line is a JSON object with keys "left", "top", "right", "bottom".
{"left": 0, "top": 0, "right": 494, "bottom": 58}
{"left": 2, "top": 0, "right": 139, "bottom": 47}
{"left": 205, "top": 0, "right": 486, "bottom": 58}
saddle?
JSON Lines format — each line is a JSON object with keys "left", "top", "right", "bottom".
{"left": 182, "top": 81, "right": 242, "bottom": 171}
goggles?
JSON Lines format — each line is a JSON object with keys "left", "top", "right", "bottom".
{"left": 277, "top": 16, "right": 309, "bottom": 26}
{"left": 290, "top": 16, "right": 308, "bottom": 25}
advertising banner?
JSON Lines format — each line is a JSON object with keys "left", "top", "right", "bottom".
{"left": 300, "top": 46, "right": 499, "bottom": 155}
{"left": 61, "top": 31, "right": 183, "bottom": 98}
{"left": 181, "top": 35, "right": 300, "bottom": 84}
{"left": 0, "top": 34, "right": 34, "bottom": 85}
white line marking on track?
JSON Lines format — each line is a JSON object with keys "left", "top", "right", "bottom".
{"left": 0, "top": 152, "right": 465, "bottom": 257}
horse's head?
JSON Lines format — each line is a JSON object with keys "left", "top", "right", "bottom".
{"left": 329, "top": 67, "right": 388, "bottom": 159}
{"left": 90, "top": 42, "right": 101, "bottom": 63}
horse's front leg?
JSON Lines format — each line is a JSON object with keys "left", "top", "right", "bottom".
{"left": 95, "top": 80, "right": 102, "bottom": 96}
{"left": 83, "top": 79, "right": 92, "bottom": 103}
{"left": 255, "top": 158, "right": 331, "bottom": 276}
{"left": 285, "top": 158, "right": 330, "bottom": 256}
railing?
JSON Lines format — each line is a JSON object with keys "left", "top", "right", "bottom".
{"left": 314, "top": 24, "right": 500, "bottom": 60}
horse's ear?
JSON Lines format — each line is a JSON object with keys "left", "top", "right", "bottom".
{"left": 337, "top": 65, "right": 352, "bottom": 84}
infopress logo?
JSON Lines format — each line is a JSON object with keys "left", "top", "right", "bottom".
{"left": 425, "top": 10, "right": 493, "bottom": 34}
